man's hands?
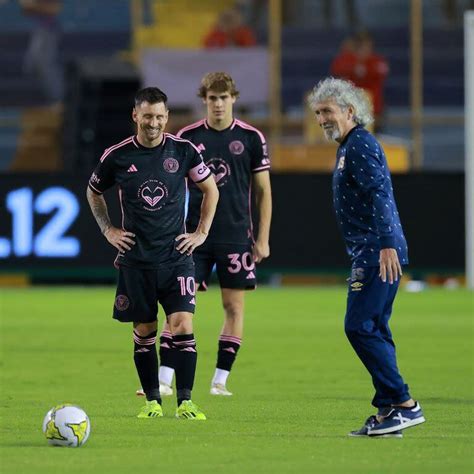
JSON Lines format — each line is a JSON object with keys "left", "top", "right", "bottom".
{"left": 252, "top": 239, "right": 270, "bottom": 263}
{"left": 379, "top": 248, "right": 403, "bottom": 284}
{"left": 104, "top": 227, "right": 135, "bottom": 254}
{"left": 175, "top": 231, "right": 208, "bottom": 256}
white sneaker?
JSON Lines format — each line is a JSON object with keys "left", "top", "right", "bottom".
{"left": 135, "top": 382, "right": 173, "bottom": 397}
{"left": 210, "top": 383, "right": 233, "bottom": 396}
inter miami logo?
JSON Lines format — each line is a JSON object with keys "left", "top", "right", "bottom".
{"left": 207, "top": 158, "right": 231, "bottom": 187}
{"left": 163, "top": 157, "right": 179, "bottom": 173}
{"left": 137, "top": 179, "right": 169, "bottom": 211}
{"left": 115, "top": 294, "right": 130, "bottom": 311}
{"left": 229, "top": 140, "right": 244, "bottom": 155}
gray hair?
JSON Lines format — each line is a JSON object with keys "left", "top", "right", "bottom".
{"left": 308, "top": 77, "right": 374, "bottom": 127}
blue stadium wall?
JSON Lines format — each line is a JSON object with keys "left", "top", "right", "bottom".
{"left": 0, "top": 173, "right": 464, "bottom": 282}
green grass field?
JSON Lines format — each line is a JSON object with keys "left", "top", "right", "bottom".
{"left": 0, "top": 286, "right": 473, "bottom": 473}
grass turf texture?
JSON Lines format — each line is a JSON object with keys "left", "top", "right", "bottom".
{"left": 0, "top": 287, "right": 472, "bottom": 474}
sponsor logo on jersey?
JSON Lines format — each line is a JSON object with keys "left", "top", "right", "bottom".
{"left": 163, "top": 157, "right": 179, "bottom": 173}
{"left": 137, "top": 179, "right": 169, "bottom": 211}
{"left": 196, "top": 143, "right": 206, "bottom": 152}
{"left": 115, "top": 294, "right": 130, "bottom": 311}
{"left": 337, "top": 156, "right": 345, "bottom": 170}
{"left": 229, "top": 140, "right": 244, "bottom": 155}
{"left": 127, "top": 164, "right": 138, "bottom": 173}
{"left": 207, "top": 158, "right": 231, "bottom": 187}
{"left": 350, "top": 282, "right": 364, "bottom": 291}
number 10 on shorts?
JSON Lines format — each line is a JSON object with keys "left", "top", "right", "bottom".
{"left": 177, "top": 276, "right": 196, "bottom": 296}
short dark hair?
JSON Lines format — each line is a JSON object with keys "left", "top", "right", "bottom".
{"left": 134, "top": 87, "right": 168, "bottom": 107}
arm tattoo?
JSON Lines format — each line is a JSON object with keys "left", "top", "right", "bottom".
{"left": 86, "top": 187, "right": 112, "bottom": 235}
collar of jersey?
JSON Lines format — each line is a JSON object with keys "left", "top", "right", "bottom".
{"left": 133, "top": 134, "right": 166, "bottom": 150}
{"left": 204, "top": 118, "right": 236, "bottom": 133}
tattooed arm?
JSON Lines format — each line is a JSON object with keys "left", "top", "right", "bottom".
{"left": 86, "top": 187, "right": 135, "bottom": 253}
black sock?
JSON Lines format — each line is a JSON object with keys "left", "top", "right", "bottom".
{"left": 133, "top": 330, "right": 161, "bottom": 404}
{"left": 216, "top": 335, "right": 241, "bottom": 372}
{"left": 172, "top": 333, "right": 197, "bottom": 405}
{"left": 159, "top": 329, "right": 176, "bottom": 371}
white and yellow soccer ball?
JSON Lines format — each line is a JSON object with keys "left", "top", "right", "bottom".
{"left": 42, "top": 404, "right": 90, "bottom": 447}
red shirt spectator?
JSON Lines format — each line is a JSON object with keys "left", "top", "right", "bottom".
{"left": 204, "top": 8, "right": 257, "bottom": 48}
{"left": 331, "top": 33, "right": 389, "bottom": 118}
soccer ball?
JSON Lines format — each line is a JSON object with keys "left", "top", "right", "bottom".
{"left": 42, "top": 404, "right": 90, "bottom": 447}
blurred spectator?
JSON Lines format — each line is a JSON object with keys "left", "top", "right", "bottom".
{"left": 21, "top": 0, "right": 64, "bottom": 105}
{"left": 203, "top": 7, "right": 257, "bottom": 48}
{"left": 330, "top": 31, "right": 388, "bottom": 131}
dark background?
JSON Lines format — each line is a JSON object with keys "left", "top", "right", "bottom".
{"left": 0, "top": 172, "right": 464, "bottom": 278}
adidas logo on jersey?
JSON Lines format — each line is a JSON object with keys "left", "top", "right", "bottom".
{"left": 246, "top": 271, "right": 256, "bottom": 279}
{"left": 189, "top": 297, "right": 196, "bottom": 305}
{"left": 127, "top": 164, "right": 138, "bottom": 173}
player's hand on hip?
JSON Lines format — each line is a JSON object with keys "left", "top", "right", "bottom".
{"left": 104, "top": 226, "right": 136, "bottom": 254}
{"left": 379, "top": 248, "right": 403, "bottom": 284}
{"left": 175, "top": 231, "right": 207, "bottom": 256}
{"left": 252, "top": 240, "right": 270, "bottom": 263}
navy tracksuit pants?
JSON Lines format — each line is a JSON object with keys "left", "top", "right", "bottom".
{"left": 344, "top": 266, "right": 411, "bottom": 408}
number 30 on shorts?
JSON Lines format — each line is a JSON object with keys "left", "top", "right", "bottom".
{"left": 177, "top": 276, "right": 196, "bottom": 296}
{"left": 227, "top": 252, "right": 255, "bottom": 274}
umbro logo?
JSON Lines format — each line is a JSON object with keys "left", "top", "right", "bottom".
{"left": 246, "top": 271, "right": 256, "bottom": 279}
{"left": 127, "top": 164, "right": 138, "bottom": 173}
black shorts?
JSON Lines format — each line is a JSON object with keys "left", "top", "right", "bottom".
{"left": 193, "top": 241, "right": 257, "bottom": 291}
{"left": 113, "top": 263, "right": 196, "bottom": 323}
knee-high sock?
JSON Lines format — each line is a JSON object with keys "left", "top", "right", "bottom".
{"left": 172, "top": 333, "right": 197, "bottom": 405}
{"left": 159, "top": 330, "right": 175, "bottom": 385}
{"left": 133, "top": 330, "right": 161, "bottom": 403}
{"left": 216, "top": 334, "right": 241, "bottom": 371}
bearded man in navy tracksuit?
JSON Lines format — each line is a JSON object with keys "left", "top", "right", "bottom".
{"left": 308, "top": 77, "right": 425, "bottom": 437}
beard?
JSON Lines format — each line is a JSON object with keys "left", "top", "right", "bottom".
{"left": 323, "top": 125, "right": 341, "bottom": 141}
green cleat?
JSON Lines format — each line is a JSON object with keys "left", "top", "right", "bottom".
{"left": 175, "top": 400, "right": 207, "bottom": 420}
{"left": 137, "top": 400, "right": 163, "bottom": 418}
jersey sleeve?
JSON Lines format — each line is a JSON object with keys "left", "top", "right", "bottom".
{"left": 88, "top": 148, "right": 116, "bottom": 194}
{"left": 347, "top": 137, "right": 395, "bottom": 248}
{"left": 186, "top": 142, "right": 212, "bottom": 184}
{"left": 250, "top": 130, "right": 271, "bottom": 173}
